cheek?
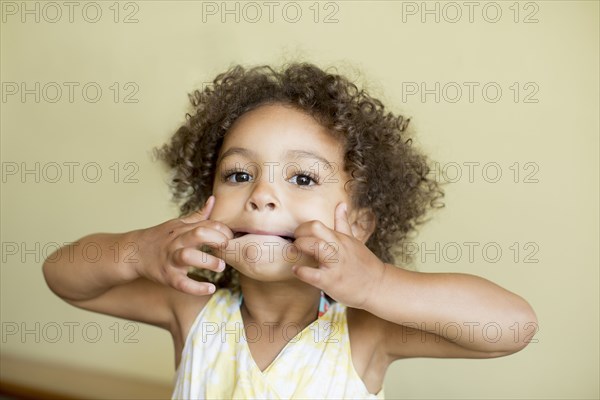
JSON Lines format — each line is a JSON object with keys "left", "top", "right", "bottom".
{"left": 209, "top": 195, "right": 234, "bottom": 222}
{"left": 210, "top": 180, "right": 236, "bottom": 215}
{"left": 297, "top": 199, "right": 337, "bottom": 229}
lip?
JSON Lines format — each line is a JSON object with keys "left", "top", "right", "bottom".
{"left": 232, "top": 228, "right": 295, "bottom": 241}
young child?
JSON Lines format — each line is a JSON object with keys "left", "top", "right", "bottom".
{"left": 43, "top": 63, "right": 538, "bottom": 399}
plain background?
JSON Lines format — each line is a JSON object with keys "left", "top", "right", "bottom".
{"left": 1, "top": 1, "right": 598, "bottom": 398}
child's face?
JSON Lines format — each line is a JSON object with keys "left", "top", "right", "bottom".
{"left": 209, "top": 103, "right": 354, "bottom": 282}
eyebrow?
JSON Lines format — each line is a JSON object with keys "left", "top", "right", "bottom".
{"left": 218, "top": 147, "right": 332, "bottom": 167}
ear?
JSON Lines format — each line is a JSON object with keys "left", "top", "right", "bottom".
{"left": 347, "top": 207, "right": 376, "bottom": 243}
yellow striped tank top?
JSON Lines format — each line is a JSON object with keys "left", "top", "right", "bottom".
{"left": 172, "top": 288, "right": 385, "bottom": 399}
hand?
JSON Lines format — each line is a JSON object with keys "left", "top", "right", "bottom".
{"left": 291, "top": 202, "right": 386, "bottom": 308}
{"left": 134, "top": 196, "right": 233, "bottom": 295}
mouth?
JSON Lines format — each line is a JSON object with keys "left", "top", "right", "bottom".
{"left": 233, "top": 231, "right": 295, "bottom": 243}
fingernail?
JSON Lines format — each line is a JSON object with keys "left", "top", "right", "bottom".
{"left": 207, "top": 284, "right": 215, "bottom": 293}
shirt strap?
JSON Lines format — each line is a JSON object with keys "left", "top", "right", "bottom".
{"left": 318, "top": 291, "right": 330, "bottom": 318}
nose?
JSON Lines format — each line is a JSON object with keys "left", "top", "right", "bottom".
{"left": 246, "top": 178, "right": 279, "bottom": 211}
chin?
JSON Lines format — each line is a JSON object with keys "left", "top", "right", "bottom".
{"left": 230, "top": 261, "right": 296, "bottom": 282}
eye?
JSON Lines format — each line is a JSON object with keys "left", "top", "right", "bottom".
{"left": 222, "top": 169, "right": 253, "bottom": 183}
{"left": 289, "top": 171, "right": 319, "bottom": 187}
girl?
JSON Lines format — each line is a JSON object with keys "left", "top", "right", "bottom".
{"left": 43, "top": 63, "right": 538, "bottom": 399}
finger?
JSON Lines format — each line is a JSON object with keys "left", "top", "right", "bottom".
{"left": 171, "top": 246, "right": 226, "bottom": 273}
{"left": 180, "top": 195, "right": 215, "bottom": 224}
{"left": 211, "top": 220, "right": 234, "bottom": 240}
{"left": 292, "top": 265, "right": 324, "bottom": 288}
{"left": 334, "top": 202, "right": 353, "bottom": 237}
{"left": 293, "top": 220, "right": 335, "bottom": 242}
{"left": 293, "top": 237, "right": 340, "bottom": 267}
{"left": 178, "top": 222, "right": 232, "bottom": 248}
{"left": 196, "top": 220, "right": 234, "bottom": 241}
{"left": 169, "top": 270, "right": 216, "bottom": 296}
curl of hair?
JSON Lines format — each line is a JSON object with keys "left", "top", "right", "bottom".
{"left": 154, "top": 62, "right": 445, "bottom": 289}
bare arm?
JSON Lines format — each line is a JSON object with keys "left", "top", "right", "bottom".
{"left": 362, "top": 264, "right": 539, "bottom": 357}
{"left": 290, "top": 203, "right": 538, "bottom": 360}
{"left": 43, "top": 231, "right": 142, "bottom": 301}
{"left": 42, "top": 196, "right": 233, "bottom": 332}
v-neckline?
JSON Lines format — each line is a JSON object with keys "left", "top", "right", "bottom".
{"left": 235, "top": 291, "right": 332, "bottom": 375}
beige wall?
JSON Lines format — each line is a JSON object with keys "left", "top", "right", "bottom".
{"left": 1, "top": 1, "right": 598, "bottom": 398}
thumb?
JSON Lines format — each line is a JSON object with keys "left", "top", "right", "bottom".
{"left": 334, "top": 202, "right": 353, "bottom": 236}
{"left": 180, "top": 195, "right": 215, "bottom": 224}
{"left": 292, "top": 265, "right": 324, "bottom": 289}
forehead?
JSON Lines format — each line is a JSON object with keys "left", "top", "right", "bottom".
{"left": 218, "top": 104, "right": 344, "bottom": 164}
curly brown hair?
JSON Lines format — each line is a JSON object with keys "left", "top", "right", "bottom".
{"left": 155, "top": 62, "right": 444, "bottom": 289}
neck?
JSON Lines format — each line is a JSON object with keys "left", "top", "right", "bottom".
{"left": 238, "top": 274, "right": 322, "bottom": 327}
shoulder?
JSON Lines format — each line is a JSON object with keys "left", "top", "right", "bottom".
{"left": 169, "top": 289, "right": 216, "bottom": 357}
{"left": 346, "top": 307, "right": 391, "bottom": 394}
{"left": 170, "top": 288, "right": 238, "bottom": 344}
{"left": 346, "top": 306, "right": 388, "bottom": 347}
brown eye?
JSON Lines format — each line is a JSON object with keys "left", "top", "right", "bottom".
{"left": 228, "top": 172, "right": 251, "bottom": 183}
{"left": 295, "top": 175, "right": 312, "bottom": 186}
{"left": 222, "top": 169, "right": 253, "bottom": 183}
{"left": 289, "top": 172, "right": 318, "bottom": 186}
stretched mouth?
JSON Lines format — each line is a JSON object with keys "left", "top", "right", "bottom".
{"left": 233, "top": 231, "right": 295, "bottom": 242}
